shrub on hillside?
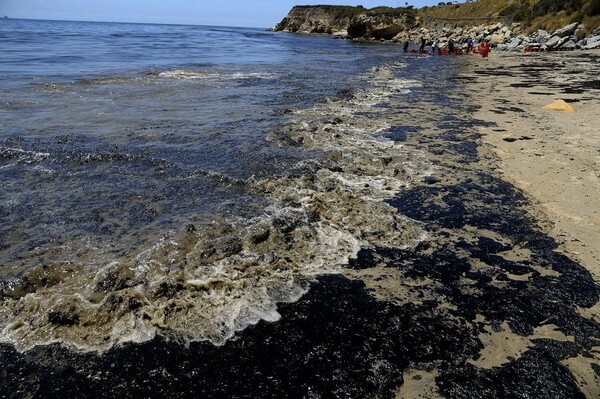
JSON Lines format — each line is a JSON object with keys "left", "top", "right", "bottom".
{"left": 500, "top": 0, "right": 532, "bottom": 22}
{"left": 532, "top": 0, "right": 582, "bottom": 16}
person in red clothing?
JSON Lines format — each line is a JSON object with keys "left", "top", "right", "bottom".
{"left": 480, "top": 40, "right": 491, "bottom": 58}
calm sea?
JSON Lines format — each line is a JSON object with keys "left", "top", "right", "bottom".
{"left": 0, "top": 18, "right": 431, "bottom": 352}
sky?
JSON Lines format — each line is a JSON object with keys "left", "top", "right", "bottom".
{"left": 0, "top": 0, "right": 444, "bottom": 28}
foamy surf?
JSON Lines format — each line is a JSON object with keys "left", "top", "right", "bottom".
{"left": 0, "top": 62, "right": 431, "bottom": 353}
{"left": 158, "top": 70, "right": 219, "bottom": 80}
{"left": 157, "top": 69, "right": 276, "bottom": 81}
{"left": 0, "top": 147, "right": 50, "bottom": 164}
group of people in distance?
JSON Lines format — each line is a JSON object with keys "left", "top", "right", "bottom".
{"left": 403, "top": 37, "right": 491, "bottom": 57}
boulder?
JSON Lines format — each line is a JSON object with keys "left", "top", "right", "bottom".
{"left": 489, "top": 22, "right": 503, "bottom": 33}
{"left": 545, "top": 35, "right": 562, "bottom": 48}
{"left": 530, "top": 29, "right": 550, "bottom": 42}
{"left": 489, "top": 33, "right": 506, "bottom": 45}
{"left": 332, "top": 30, "right": 349, "bottom": 38}
{"left": 554, "top": 36, "right": 572, "bottom": 49}
{"left": 560, "top": 40, "right": 577, "bottom": 50}
{"left": 552, "top": 22, "right": 578, "bottom": 38}
{"left": 505, "top": 37, "right": 523, "bottom": 51}
{"left": 583, "top": 35, "right": 600, "bottom": 49}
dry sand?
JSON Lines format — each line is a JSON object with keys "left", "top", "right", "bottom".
{"left": 464, "top": 50, "right": 600, "bottom": 398}
{"left": 465, "top": 51, "right": 600, "bottom": 282}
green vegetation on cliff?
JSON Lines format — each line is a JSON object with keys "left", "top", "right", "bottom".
{"left": 418, "top": 0, "right": 600, "bottom": 34}
{"left": 290, "top": 5, "right": 365, "bottom": 19}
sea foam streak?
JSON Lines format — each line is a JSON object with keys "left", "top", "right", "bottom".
{"left": 0, "top": 62, "right": 430, "bottom": 352}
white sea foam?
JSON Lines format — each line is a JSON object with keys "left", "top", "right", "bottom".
{"left": 32, "top": 165, "right": 56, "bottom": 174}
{"left": 0, "top": 147, "right": 50, "bottom": 164}
{"left": 158, "top": 70, "right": 218, "bottom": 80}
{"left": 157, "top": 69, "right": 275, "bottom": 81}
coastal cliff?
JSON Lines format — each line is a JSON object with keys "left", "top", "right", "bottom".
{"left": 273, "top": 6, "right": 417, "bottom": 40}
{"left": 273, "top": 6, "right": 360, "bottom": 36}
{"left": 273, "top": 5, "right": 600, "bottom": 51}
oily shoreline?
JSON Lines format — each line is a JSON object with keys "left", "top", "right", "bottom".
{"left": 1, "top": 54, "right": 599, "bottom": 398}
{"left": 465, "top": 50, "right": 600, "bottom": 281}
{"left": 464, "top": 50, "right": 600, "bottom": 396}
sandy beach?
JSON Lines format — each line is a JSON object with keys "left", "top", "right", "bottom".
{"left": 466, "top": 51, "right": 600, "bottom": 280}
{"left": 464, "top": 50, "right": 600, "bottom": 397}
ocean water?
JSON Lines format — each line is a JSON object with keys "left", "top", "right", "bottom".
{"left": 0, "top": 18, "right": 431, "bottom": 352}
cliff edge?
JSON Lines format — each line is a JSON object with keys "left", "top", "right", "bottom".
{"left": 273, "top": 6, "right": 417, "bottom": 40}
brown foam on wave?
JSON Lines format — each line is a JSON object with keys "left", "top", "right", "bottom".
{"left": 0, "top": 62, "right": 430, "bottom": 352}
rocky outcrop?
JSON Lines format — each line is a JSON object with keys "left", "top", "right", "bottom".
{"left": 273, "top": 6, "right": 360, "bottom": 36}
{"left": 393, "top": 23, "right": 600, "bottom": 51}
{"left": 393, "top": 21, "right": 600, "bottom": 52}
{"left": 347, "top": 12, "right": 416, "bottom": 40}
{"left": 584, "top": 33, "right": 600, "bottom": 49}
{"left": 493, "top": 22, "right": 600, "bottom": 51}
{"left": 273, "top": 6, "right": 416, "bottom": 40}
{"left": 273, "top": 6, "right": 600, "bottom": 52}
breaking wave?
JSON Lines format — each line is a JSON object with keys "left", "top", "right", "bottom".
{"left": 0, "top": 62, "right": 430, "bottom": 353}
{"left": 0, "top": 146, "right": 50, "bottom": 165}
{"left": 157, "top": 69, "right": 276, "bottom": 82}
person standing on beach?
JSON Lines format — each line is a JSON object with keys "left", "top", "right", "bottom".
{"left": 419, "top": 38, "right": 426, "bottom": 53}
{"left": 467, "top": 37, "right": 473, "bottom": 53}
{"left": 403, "top": 40, "right": 409, "bottom": 52}
{"left": 480, "top": 40, "right": 491, "bottom": 58}
{"left": 448, "top": 39, "right": 455, "bottom": 54}
{"left": 431, "top": 39, "right": 438, "bottom": 55}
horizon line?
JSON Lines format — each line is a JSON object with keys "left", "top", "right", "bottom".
{"left": 0, "top": 16, "right": 269, "bottom": 30}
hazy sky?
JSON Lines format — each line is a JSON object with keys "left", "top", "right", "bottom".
{"left": 0, "top": 0, "right": 443, "bottom": 28}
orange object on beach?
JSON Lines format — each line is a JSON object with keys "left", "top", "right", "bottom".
{"left": 479, "top": 42, "right": 490, "bottom": 58}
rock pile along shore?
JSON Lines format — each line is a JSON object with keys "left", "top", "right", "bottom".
{"left": 273, "top": 6, "right": 600, "bottom": 52}
{"left": 397, "top": 21, "right": 600, "bottom": 52}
